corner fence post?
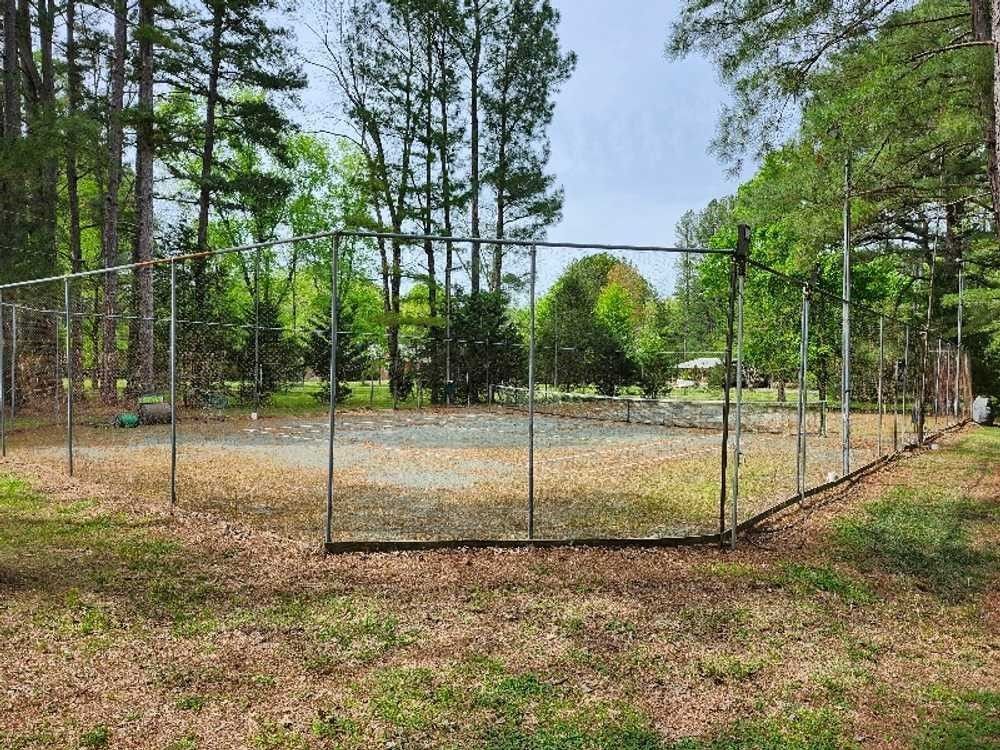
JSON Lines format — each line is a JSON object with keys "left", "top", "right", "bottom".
{"left": 731, "top": 226, "right": 748, "bottom": 548}
{"left": 0, "top": 292, "right": 5, "bottom": 459}
{"left": 841, "top": 156, "right": 852, "bottom": 477}
{"left": 325, "top": 234, "right": 340, "bottom": 547}
{"left": 527, "top": 244, "right": 537, "bottom": 541}
{"left": 877, "top": 317, "right": 885, "bottom": 456}
{"left": 170, "top": 259, "right": 178, "bottom": 507}
{"left": 796, "top": 284, "right": 810, "bottom": 501}
{"left": 718, "top": 246, "right": 739, "bottom": 547}
{"left": 445, "top": 241, "right": 453, "bottom": 407}
{"left": 64, "top": 278, "right": 74, "bottom": 476}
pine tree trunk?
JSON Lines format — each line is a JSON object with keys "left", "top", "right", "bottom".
{"left": 2, "top": 0, "right": 21, "bottom": 264}
{"left": 99, "top": 0, "right": 127, "bottom": 405}
{"left": 194, "top": 11, "right": 224, "bottom": 307}
{"left": 917, "top": 224, "right": 940, "bottom": 445}
{"left": 975, "top": 0, "right": 1000, "bottom": 234}
{"left": 65, "top": 0, "right": 84, "bottom": 389}
{"left": 437, "top": 35, "right": 455, "bottom": 395}
{"left": 423, "top": 22, "right": 437, "bottom": 319}
{"left": 469, "top": 0, "right": 482, "bottom": 294}
{"left": 132, "top": 0, "right": 156, "bottom": 394}
{"left": 38, "top": 0, "right": 56, "bottom": 268}
{"left": 2, "top": 0, "right": 18, "bottom": 139}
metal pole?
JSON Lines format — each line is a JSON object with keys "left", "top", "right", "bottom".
{"left": 54, "top": 319, "right": 60, "bottom": 418}
{"left": 955, "top": 255, "right": 963, "bottom": 418}
{"left": 527, "top": 244, "right": 537, "bottom": 541}
{"left": 325, "top": 235, "right": 340, "bottom": 546}
{"left": 933, "top": 337, "right": 942, "bottom": 426}
{"left": 553, "top": 303, "right": 559, "bottom": 391}
{"left": 170, "top": 260, "right": 178, "bottom": 507}
{"left": 0, "top": 294, "right": 5, "bottom": 458}
{"left": 253, "top": 247, "right": 260, "bottom": 417}
{"left": 796, "top": 285, "right": 809, "bottom": 500}
{"left": 841, "top": 155, "right": 851, "bottom": 477}
{"left": 9, "top": 304, "right": 16, "bottom": 421}
{"left": 445, "top": 248, "right": 452, "bottom": 406}
{"left": 718, "top": 230, "right": 745, "bottom": 547}
{"left": 731, "top": 231, "right": 748, "bottom": 550}
{"left": 877, "top": 317, "right": 884, "bottom": 457}
{"left": 903, "top": 325, "right": 911, "bottom": 444}
{"left": 64, "top": 279, "right": 74, "bottom": 476}
{"left": 893, "top": 342, "right": 900, "bottom": 451}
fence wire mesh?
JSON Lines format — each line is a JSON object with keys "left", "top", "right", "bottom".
{"left": 0, "top": 230, "right": 972, "bottom": 550}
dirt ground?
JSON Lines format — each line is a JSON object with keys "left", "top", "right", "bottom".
{"left": 1, "top": 405, "right": 924, "bottom": 545}
{"left": 0, "top": 423, "right": 996, "bottom": 748}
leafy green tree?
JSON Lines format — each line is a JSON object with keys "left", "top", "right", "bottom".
{"left": 448, "top": 290, "right": 525, "bottom": 403}
{"left": 536, "top": 254, "right": 655, "bottom": 395}
{"left": 482, "top": 0, "right": 576, "bottom": 291}
{"left": 306, "top": 298, "right": 372, "bottom": 404}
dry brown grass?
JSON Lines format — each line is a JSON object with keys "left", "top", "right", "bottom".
{"left": 0, "top": 425, "right": 996, "bottom": 749}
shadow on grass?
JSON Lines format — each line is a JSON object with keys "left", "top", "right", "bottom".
{"left": 0, "top": 475, "right": 225, "bottom": 625}
{"left": 668, "top": 708, "right": 856, "bottom": 750}
{"left": 832, "top": 486, "right": 997, "bottom": 603}
{"left": 914, "top": 690, "right": 1000, "bottom": 750}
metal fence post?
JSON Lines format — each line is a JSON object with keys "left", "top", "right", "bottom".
{"left": 64, "top": 278, "right": 74, "bottom": 476}
{"left": 9, "top": 304, "right": 15, "bottom": 421}
{"left": 796, "top": 284, "right": 810, "bottom": 501}
{"left": 877, "top": 317, "right": 884, "bottom": 457}
{"left": 841, "top": 156, "right": 852, "bottom": 477}
{"left": 933, "top": 337, "right": 942, "bottom": 426}
{"left": 527, "top": 244, "right": 537, "bottom": 541}
{"left": 718, "top": 246, "right": 740, "bottom": 547}
{"left": 253, "top": 247, "right": 261, "bottom": 417}
{"left": 955, "top": 255, "right": 963, "bottom": 418}
{"left": 170, "top": 259, "right": 178, "bottom": 507}
{"left": 731, "top": 225, "right": 749, "bottom": 549}
{"left": 53, "top": 317, "right": 60, "bottom": 418}
{"left": 445, "top": 244, "right": 452, "bottom": 406}
{"left": 903, "top": 325, "right": 911, "bottom": 443}
{"left": 325, "top": 234, "right": 340, "bottom": 547}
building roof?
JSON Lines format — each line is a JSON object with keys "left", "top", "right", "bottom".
{"left": 677, "top": 357, "right": 723, "bottom": 370}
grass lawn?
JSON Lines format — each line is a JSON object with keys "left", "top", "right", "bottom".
{"left": 0, "top": 428, "right": 997, "bottom": 749}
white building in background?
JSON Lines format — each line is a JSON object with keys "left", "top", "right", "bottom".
{"left": 675, "top": 357, "right": 723, "bottom": 388}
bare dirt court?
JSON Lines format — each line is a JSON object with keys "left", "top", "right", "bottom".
{"left": 1, "top": 401, "right": 907, "bottom": 546}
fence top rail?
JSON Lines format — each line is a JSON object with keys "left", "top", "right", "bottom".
{"left": 0, "top": 230, "right": 732, "bottom": 292}
{"left": 337, "top": 229, "right": 733, "bottom": 256}
{"left": 0, "top": 231, "right": 342, "bottom": 291}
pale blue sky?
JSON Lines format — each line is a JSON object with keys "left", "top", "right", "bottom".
{"left": 297, "top": 1, "right": 748, "bottom": 293}
{"left": 546, "top": 0, "right": 742, "bottom": 247}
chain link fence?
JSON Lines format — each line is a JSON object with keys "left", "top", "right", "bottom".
{"left": 0, "top": 229, "right": 971, "bottom": 550}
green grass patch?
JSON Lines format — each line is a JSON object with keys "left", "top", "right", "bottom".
{"left": 914, "top": 689, "right": 1000, "bottom": 749}
{"left": 310, "top": 712, "right": 360, "bottom": 742}
{"left": 833, "top": 487, "right": 996, "bottom": 602}
{"left": 698, "top": 561, "right": 763, "bottom": 581}
{"left": 781, "top": 563, "right": 874, "bottom": 605}
{"left": 251, "top": 721, "right": 308, "bottom": 750}
{"left": 79, "top": 724, "right": 111, "bottom": 749}
{"left": 673, "top": 707, "right": 856, "bottom": 749}
{"left": 175, "top": 694, "right": 207, "bottom": 712}
{"left": 696, "top": 654, "right": 767, "bottom": 683}
{"left": 369, "top": 667, "right": 458, "bottom": 731}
